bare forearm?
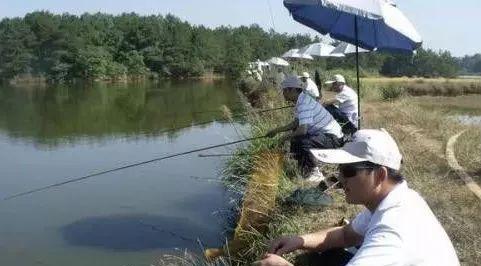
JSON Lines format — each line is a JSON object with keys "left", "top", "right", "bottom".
{"left": 272, "top": 120, "right": 298, "bottom": 134}
{"left": 300, "top": 225, "right": 362, "bottom": 252}
{"left": 323, "top": 99, "right": 339, "bottom": 106}
{"left": 300, "top": 227, "right": 344, "bottom": 251}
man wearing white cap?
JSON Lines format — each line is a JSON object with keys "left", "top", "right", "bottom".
{"left": 266, "top": 76, "right": 343, "bottom": 182}
{"left": 324, "top": 74, "right": 358, "bottom": 135}
{"left": 300, "top": 72, "right": 320, "bottom": 100}
{"left": 255, "top": 129, "right": 459, "bottom": 266}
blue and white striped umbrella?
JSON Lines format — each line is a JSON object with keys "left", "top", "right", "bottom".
{"left": 283, "top": 0, "right": 422, "bottom": 53}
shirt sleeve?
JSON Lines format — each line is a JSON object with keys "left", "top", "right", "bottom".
{"left": 346, "top": 223, "right": 404, "bottom": 266}
{"left": 351, "top": 209, "right": 371, "bottom": 236}
{"left": 336, "top": 91, "right": 349, "bottom": 103}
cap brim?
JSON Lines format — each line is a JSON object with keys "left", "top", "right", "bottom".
{"left": 324, "top": 80, "right": 335, "bottom": 84}
{"left": 310, "top": 149, "right": 367, "bottom": 165}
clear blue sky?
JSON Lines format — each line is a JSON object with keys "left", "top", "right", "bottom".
{"left": 1, "top": 0, "right": 480, "bottom": 57}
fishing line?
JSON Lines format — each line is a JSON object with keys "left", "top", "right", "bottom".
{"left": 157, "top": 105, "right": 294, "bottom": 135}
{"left": 3, "top": 135, "right": 268, "bottom": 201}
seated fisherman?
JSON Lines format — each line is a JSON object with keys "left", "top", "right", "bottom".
{"left": 300, "top": 72, "right": 320, "bottom": 100}
{"left": 323, "top": 74, "right": 358, "bottom": 135}
{"left": 254, "top": 129, "right": 460, "bottom": 266}
{"left": 266, "top": 76, "right": 344, "bottom": 182}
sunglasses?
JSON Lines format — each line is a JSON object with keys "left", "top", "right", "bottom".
{"left": 338, "top": 164, "right": 378, "bottom": 179}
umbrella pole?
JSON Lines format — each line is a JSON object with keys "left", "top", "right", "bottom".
{"left": 354, "top": 16, "right": 361, "bottom": 129}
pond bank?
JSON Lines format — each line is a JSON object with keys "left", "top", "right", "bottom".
{"left": 211, "top": 77, "right": 481, "bottom": 265}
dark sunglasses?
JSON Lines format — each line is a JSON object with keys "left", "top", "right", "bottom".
{"left": 339, "top": 164, "right": 378, "bottom": 179}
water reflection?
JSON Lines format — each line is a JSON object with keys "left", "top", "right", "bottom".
{"left": 0, "top": 80, "right": 244, "bottom": 147}
{"left": 61, "top": 214, "right": 219, "bottom": 251}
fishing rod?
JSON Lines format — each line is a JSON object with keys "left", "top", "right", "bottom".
{"left": 157, "top": 105, "right": 294, "bottom": 135}
{"left": 198, "top": 152, "right": 295, "bottom": 158}
{"left": 3, "top": 135, "right": 269, "bottom": 201}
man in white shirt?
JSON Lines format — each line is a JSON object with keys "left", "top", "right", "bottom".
{"left": 324, "top": 74, "right": 358, "bottom": 135}
{"left": 266, "top": 76, "right": 343, "bottom": 182}
{"left": 255, "top": 129, "right": 460, "bottom": 266}
{"left": 300, "top": 72, "right": 320, "bottom": 100}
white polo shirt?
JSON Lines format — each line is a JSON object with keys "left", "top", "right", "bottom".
{"left": 336, "top": 85, "right": 358, "bottom": 127}
{"left": 349, "top": 181, "right": 459, "bottom": 266}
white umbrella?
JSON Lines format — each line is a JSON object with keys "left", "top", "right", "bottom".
{"left": 299, "top": 42, "right": 344, "bottom": 57}
{"left": 282, "top": 49, "right": 314, "bottom": 60}
{"left": 267, "top": 57, "right": 290, "bottom": 66}
{"left": 281, "top": 49, "right": 300, "bottom": 58}
{"left": 290, "top": 52, "right": 314, "bottom": 60}
{"left": 256, "top": 59, "right": 270, "bottom": 66}
{"left": 331, "top": 42, "right": 371, "bottom": 55}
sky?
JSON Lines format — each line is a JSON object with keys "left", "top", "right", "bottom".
{"left": 0, "top": 0, "right": 480, "bottom": 57}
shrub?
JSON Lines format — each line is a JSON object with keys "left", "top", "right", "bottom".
{"left": 379, "top": 86, "right": 405, "bottom": 101}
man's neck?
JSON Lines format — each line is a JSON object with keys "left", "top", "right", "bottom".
{"left": 365, "top": 182, "right": 398, "bottom": 213}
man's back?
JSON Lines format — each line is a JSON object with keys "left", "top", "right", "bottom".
{"left": 296, "top": 92, "right": 343, "bottom": 138}
{"left": 349, "top": 182, "right": 459, "bottom": 266}
{"left": 336, "top": 85, "right": 358, "bottom": 127}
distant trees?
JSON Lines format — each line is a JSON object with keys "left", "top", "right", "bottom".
{"left": 457, "top": 54, "right": 481, "bottom": 74}
{"left": 0, "top": 12, "right": 312, "bottom": 82}
{"left": 380, "top": 48, "right": 459, "bottom": 78}
{"left": 0, "top": 11, "right": 469, "bottom": 82}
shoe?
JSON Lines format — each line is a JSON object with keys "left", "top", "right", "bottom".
{"left": 305, "top": 167, "right": 325, "bottom": 183}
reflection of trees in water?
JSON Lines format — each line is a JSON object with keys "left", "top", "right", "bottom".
{"left": 0, "top": 80, "right": 244, "bottom": 147}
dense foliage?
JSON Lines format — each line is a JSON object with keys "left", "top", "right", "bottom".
{"left": 457, "top": 54, "right": 481, "bottom": 75}
{"left": 0, "top": 11, "right": 469, "bottom": 82}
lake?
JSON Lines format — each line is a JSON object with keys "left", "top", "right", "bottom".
{"left": 0, "top": 79, "right": 246, "bottom": 266}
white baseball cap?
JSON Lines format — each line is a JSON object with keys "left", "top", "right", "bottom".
{"left": 310, "top": 129, "right": 402, "bottom": 170}
{"left": 281, "top": 75, "right": 303, "bottom": 90}
{"left": 300, "top": 72, "right": 310, "bottom": 78}
{"left": 325, "top": 74, "right": 346, "bottom": 84}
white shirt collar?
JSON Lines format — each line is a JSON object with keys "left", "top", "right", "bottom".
{"left": 375, "top": 181, "right": 408, "bottom": 212}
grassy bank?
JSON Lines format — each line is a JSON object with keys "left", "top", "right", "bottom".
{"left": 157, "top": 78, "right": 481, "bottom": 265}
{"left": 224, "top": 78, "right": 481, "bottom": 265}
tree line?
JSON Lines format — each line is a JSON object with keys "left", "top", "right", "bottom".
{"left": 0, "top": 11, "right": 470, "bottom": 82}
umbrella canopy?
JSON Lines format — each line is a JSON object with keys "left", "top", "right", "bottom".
{"left": 267, "top": 57, "right": 290, "bottom": 66}
{"left": 331, "top": 41, "right": 370, "bottom": 55}
{"left": 282, "top": 49, "right": 314, "bottom": 60}
{"left": 299, "top": 42, "right": 344, "bottom": 57}
{"left": 284, "top": 0, "right": 422, "bottom": 128}
{"left": 282, "top": 49, "right": 300, "bottom": 58}
{"left": 284, "top": 0, "right": 422, "bottom": 53}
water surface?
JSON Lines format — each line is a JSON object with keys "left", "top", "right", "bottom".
{"left": 0, "top": 80, "right": 246, "bottom": 266}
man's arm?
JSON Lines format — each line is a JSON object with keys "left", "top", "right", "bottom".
{"left": 268, "top": 224, "right": 363, "bottom": 255}
{"left": 300, "top": 224, "right": 363, "bottom": 252}
{"left": 266, "top": 119, "right": 299, "bottom": 137}
{"left": 323, "top": 98, "right": 340, "bottom": 106}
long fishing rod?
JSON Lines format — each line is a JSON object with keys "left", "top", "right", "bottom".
{"left": 3, "top": 135, "right": 268, "bottom": 201}
{"left": 158, "top": 105, "right": 294, "bottom": 135}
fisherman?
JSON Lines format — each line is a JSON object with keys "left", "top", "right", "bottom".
{"left": 323, "top": 74, "right": 358, "bottom": 135}
{"left": 299, "top": 72, "right": 320, "bottom": 100}
{"left": 254, "top": 129, "right": 460, "bottom": 266}
{"left": 266, "top": 75, "right": 344, "bottom": 182}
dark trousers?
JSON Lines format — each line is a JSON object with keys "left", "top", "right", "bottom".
{"left": 290, "top": 133, "right": 342, "bottom": 173}
{"left": 325, "top": 104, "right": 358, "bottom": 135}
{"left": 294, "top": 249, "right": 354, "bottom": 266}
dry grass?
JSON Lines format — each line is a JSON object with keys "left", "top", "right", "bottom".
{"left": 454, "top": 129, "right": 481, "bottom": 185}
{"left": 362, "top": 77, "right": 481, "bottom": 97}
{"left": 178, "top": 78, "right": 481, "bottom": 266}
{"left": 363, "top": 99, "right": 481, "bottom": 265}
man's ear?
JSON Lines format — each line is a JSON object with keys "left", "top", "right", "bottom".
{"left": 375, "top": 166, "right": 388, "bottom": 186}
